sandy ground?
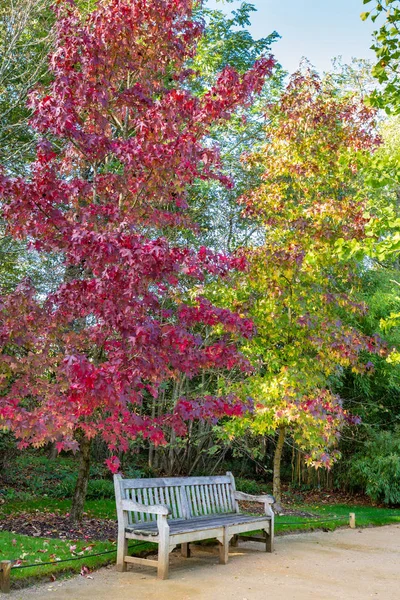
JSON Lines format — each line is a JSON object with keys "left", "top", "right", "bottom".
{"left": 8, "top": 524, "right": 400, "bottom": 600}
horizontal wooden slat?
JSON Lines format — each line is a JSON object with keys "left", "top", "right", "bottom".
{"left": 126, "top": 513, "right": 269, "bottom": 536}
{"left": 124, "top": 556, "right": 159, "bottom": 567}
{"left": 163, "top": 527, "right": 225, "bottom": 545}
{"left": 125, "top": 520, "right": 272, "bottom": 547}
{"left": 125, "top": 531, "right": 160, "bottom": 541}
{"left": 222, "top": 520, "right": 272, "bottom": 539}
{"left": 122, "top": 475, "right": 231, "bottom": 489}
{"left": 121, "top": 500, "right": 169, "bottom": 515}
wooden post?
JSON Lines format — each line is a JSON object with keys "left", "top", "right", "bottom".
{"left": 114, "top": 475, "right": 129, "bottom": 572}
{"left": 157, "top": 514, "right": 170, "bottom": 580}
{"left": 265, "top": 523, "right": 274, "bottom": 553}
{"left": 181, "top": 543, "right": 191, "bottom": 558}
{"left": 0, "top": 561, "right": 12, "bottom": 594}
{"left": 116, "top": 521, "right": 129, "bottom": 572}
{"left": 218, "top": 529, "right": 230, "bottom": 565}
{"left": 226, "top": 472, "right": 239, "bottom": 513}
{"left": 349, "top": 513, "right": 356, "bottom": 529}
{"left": 263, "top": 500, "right": 274, "bottom": 552}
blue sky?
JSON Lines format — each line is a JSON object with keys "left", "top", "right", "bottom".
{"left": 206, "top": 0, "right": 377, "bottom": 74}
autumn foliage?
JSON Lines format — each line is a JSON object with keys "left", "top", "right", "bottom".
{"left": 218, "top": 69, "right": 384, "bottom": 480}
{"left": 0, "top": 0, "right": 275, "bottom": 469}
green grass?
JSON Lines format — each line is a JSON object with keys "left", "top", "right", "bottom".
{"left": 0, "top": 531, "right": 156, "bottom": 588}
{"left": 237, "top": 503, "right": 399, "bottom": 537}
{"left": 300, "top": 503, "right": 400, "bottom": 528}
{"left": 0, "top": 497, "right": 117, "bottom": 520}
{"left": 0, "top": 498, "right": 155, "bottom": 588}
{"left": 271, "top": 503, "right": 400, "bottom": 534}
{"left": 1, "top": 532, "right": 115, "bottom": 584}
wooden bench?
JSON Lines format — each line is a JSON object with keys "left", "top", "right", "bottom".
{"left": 114, "top": 472, "right": 274, "bottom": 579}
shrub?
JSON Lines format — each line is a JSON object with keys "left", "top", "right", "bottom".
{"left": 2, "top": 451, "right": 148, "bottom": 500}
{"left": 235, "top": 478, "right": 271, "bottom": 495}
{"left": 0, "top": 431, "right": 18, "bottom": 473}
{"left": 122, "top": 465, "right": 145, "bottom": 479}
{"left": 46, "top": 474, "right": 78, "bottom": 499}
{"left": 86, "top": 479, "right": 115, "bottom": 500}
{"left": 3, "top": 454, "right": 114, "bottom": 498}
{"left": 0, "top": 488, "right": 35, "bottom": 502}
{"left": 3, "top": 454, "right": 78, "bottom": 496}
{"left": 346, "top": 428, "right": 400, "bottom": 505}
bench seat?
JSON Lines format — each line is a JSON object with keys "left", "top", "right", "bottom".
{"left": 126, "top": 512, "right": 269, "bottom": 537}
{"left": 114, "top": 472, "right": 275, "bottom": 579}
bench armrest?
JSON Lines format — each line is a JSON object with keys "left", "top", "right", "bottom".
{"left": 121, "top": 499, "right": 170, "bottom": 516}
{"left": 234, "top": 491, "right": 275, "bottom": 504}
{"left": 234, "top": 491, "right": 275, "bottom": 518}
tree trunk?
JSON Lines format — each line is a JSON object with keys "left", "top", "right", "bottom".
{"left": 272, "top": 426, "right": 286, "bottom": 510}
{"left": 70, "top": 436, "right": 92, "bottom": 522}
{"left": 47, "top": 442, "right": 58, "bottom": 460}
{"left": 168, "top": 429, "right": 176, "bottom": 476}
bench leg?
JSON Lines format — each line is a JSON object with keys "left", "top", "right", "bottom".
{"left": 218, "top": 529, "right": 230, "bottom": 565}
{"left": 265, "top": 522, "right": 274, "bottom": 553}
{"left": 158, "top": 541, "right": 170, "bottom": 580}
{"left": 116, "top": 532, "right": 128, "bottom": 572}
{"left": 157, "top": 515, "right": 170, "bottom": 580}
{"left": 181, "top": 543, "right": 191, "bottom": 558}
{"left": 231, "top": 535, "right": 239, "bottom": 548}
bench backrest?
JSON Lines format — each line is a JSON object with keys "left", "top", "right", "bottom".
{"left": 114, "top": 473, "right": 239, "bottom": 524}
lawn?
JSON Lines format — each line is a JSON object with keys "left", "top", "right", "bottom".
{"left": 0, "top": 498, "right": 115, "bottom": 520}
{"left": 0, "top": 532, "right": 120, "bottom": 583}
{"left": 275, "top": 503, "right": 400, "bottom": 532}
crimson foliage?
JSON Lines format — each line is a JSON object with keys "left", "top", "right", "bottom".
{"left": 0, "top": 0, "right": 275, "bottom": 470}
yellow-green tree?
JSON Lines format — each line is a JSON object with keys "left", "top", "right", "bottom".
{"left": 212, "top": 68, "right": 384, "bottom": 503}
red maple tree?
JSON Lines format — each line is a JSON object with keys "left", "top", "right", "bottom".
{"left": 0, "top": 0, "right": 274, "bottom": 515}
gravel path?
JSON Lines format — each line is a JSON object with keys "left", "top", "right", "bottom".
{"left": 8, "top": 524, "right": 400, "bottom": 600}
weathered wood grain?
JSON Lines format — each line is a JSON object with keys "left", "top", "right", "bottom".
{"left": 121, "top": 475, "right": 231, "bottom": 489}
{"left": 114, "top": 472, "right": 275, "bottom": 580}
{"left": 124, "top": 556, "right": 159, "bottom": 567}
{"left": 218, "top": 528, "right": 230, "bottom": 565}
{"left": 233, "top": 491, "right": 275, "bottom": 504}
{"left": 121, "top": 499, "right": 169, "bottom": 515}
